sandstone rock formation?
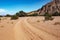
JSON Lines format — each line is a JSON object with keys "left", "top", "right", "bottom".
{"left": 28, "top": 0, "right": 60, "bottom": 15}
{"left": 37, "top": 0, "right": 60, "bottom": 15}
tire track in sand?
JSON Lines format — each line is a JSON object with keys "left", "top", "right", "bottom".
{"left": 14, "top": 18, "right": 58, "bottom": 40}
{"left": 14, "top": 19, "right": 29, "bottom": 40}
{"left": 23, "top": 18, "right": 58, "bottom": 40}
{"left": 21, "top": 19, "right": 42, "bottom": 40}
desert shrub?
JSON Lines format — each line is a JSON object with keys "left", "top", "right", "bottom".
{"left": 11, "top": 15, "right": 19, "bottom": 20}
{"left": 7, "top": 22, "right": 9, "bottom": 23}
{"left": 44, "top": 12, "right": 54, "bottom": 21}
{"left": 16, "top": 11, "right": 27, "bottom": 17}
{"left": 16, "top": 12, "right": 20, "bottom": 17}
{"left": 32, "top": 13, "right": 38, "bottom": 16}
{"left": 11, "top": 22, "right": 13, "bottom": 24}
{"left": 54, "top": 22, "right": 60, "bottom": 25}
{"left": 0, "top": 15, "right": 3, "bottom": 17}
{"left": 29, "top": 13, "right": 38, "bottom": 16}
{"left": 52, "top": 11, "right": 60, "bottom": 16}
{"left": 5, "top": 14, "right": 12, "bottom": 17}
{"left": 49, "top": 18, "right": 54, "bottom": 20}
{"left": 0, "top": 18, "right": 1, "bottom": 20}
{"left": 59, "top": 13, "right": 60, "bottom": 16}
{"left": 0, "top": 26, "right": 4, "bottom": 28}
{"left": 37, "top": 20, "right": 40, "bottom": 22}
{"left": 19, "top": 11, "right": 27, "bottom": 17}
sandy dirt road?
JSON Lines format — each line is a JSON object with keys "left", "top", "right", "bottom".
{"left": 0, "top": 17, "right": 60, "bottom": 40}
{"left": 14, "top": 17, "right": 60, "bottom": 40}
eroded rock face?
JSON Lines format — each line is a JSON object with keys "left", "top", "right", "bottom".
{"left": 37, "top": 0, "right": 60, "bottom": 15}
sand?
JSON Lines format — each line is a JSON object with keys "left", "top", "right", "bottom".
{"left": 0, "top": 17, "right": 60, "bottom": 40}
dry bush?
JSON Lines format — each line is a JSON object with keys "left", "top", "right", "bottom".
{"left": 4, "top": 17, "right": 7, "bottom": 20}
{"left": 0, "top": 18, "right": 1, "bottom": 22}
{"left": 37, "top": 20, "right": 40, "bottom": 22}
{"left": 0, "top": 26, "right": 4, "bottom": 28}
{"left": 0, "top": 18, "right": 1, "bottom": 20}
{"left": 44, "top": 12, "right": 54, "bottom": 21}
{"left": 54, "top": 22, "right": 60, "bottom": 25}
{"left": 7, "top": 21, "right": 9, "bottom": 23}
{"left": 11, "top": 15, "right": 19, "bottom": 20}
{"left": 11, "top": 22, "right": 13, "bottom": 24}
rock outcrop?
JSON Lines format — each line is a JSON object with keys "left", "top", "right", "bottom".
{"left": 28, "top": 0, "right": 60, "bottom": 15}
{"left": 37, "top": 0, "right": 60, "bottom": 15}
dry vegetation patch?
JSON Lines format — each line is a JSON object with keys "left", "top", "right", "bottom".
{"left": 0, "top": 26, "right": 4, "bottom": 28}
{"left": 11, "top": 22, "right": 14, "bottom": 24}
{"left": 54, "top": 22, "right": 60, "bottom": 25}
{"left": 7, "top": 21, "right": 9, "bottom": 23}
{"left": 37, "top": 20, "right": 40, "bottom": 22}
{"left": 0, "top": 18, "right": 1, "bottom": 20}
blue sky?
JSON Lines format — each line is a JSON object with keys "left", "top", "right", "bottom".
{"left": 0, "top": 0, "right": 52, "bottom": 15}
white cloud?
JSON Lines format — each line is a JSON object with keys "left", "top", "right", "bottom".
{"left": 0, "top": 9, "right": 13, "bottom": 15}
{"left": 0, "top": 9, "right": 15, "bottom": 15}
{"left": 0, "top": 9, "right": 8, "bottom": 15}
{"left": 0, "top": 9, "right": 7, "bottom": 13}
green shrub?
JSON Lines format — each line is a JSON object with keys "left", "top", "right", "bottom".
{"left": 52, "top": 11, "right": 60, "bottom": 16}
{"left": 0, "top": 15, "right": 3, "bottom": 17}
{"left": 59, "top": 13, "right": 60, "bottom": 16}
{"left": 16, "top": 11, "right": 27, "bottom": 17}
{"left": 29, "top": 13, "right": 38, "bottom": 16}
{"left": 44, "top": 12, "right": 53, "bottom": 21}
{"left": 5, "top": 14, "right": 12, "bottom": 17}
{"left": 16, "top": 12, "right": 20, "bottom": 17}
{"left": 11, "top": 15, "right": 19, "bottom": 20}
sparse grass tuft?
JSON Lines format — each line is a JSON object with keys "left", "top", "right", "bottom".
{"left": 11, "top": 15, "right": 19, "bottom": 20}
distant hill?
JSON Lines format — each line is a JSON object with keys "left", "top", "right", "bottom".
{"left": 28, "top": 0, "right": 60, "bottom": 16}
